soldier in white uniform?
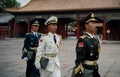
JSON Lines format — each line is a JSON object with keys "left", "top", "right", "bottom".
{"left": 35, "top": 16, "right": 62, "bottom": 77}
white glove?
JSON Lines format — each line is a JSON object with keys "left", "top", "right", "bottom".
{"left": 35, "top": 61, "right": 40, "bottom": 69}
{"left": 23, "top": 57, "right": 28, "bottom": 61}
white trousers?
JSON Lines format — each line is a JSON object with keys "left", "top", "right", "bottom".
{"left": 40, "top": 68, "right": 61, "bottom": 77}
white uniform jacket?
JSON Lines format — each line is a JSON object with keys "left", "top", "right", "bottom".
{"left": 35, "top": 32, "right": 62, "bottom": 72}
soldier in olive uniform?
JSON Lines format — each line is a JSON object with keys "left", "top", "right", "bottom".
{"left": 35, "top": 16, "right": 62, "bottom": 77}
{"left": 73, "top": 12, "right": 102, "bottom": 77}
{"left": 22, "top": 21, "right": 42, "bottom": 77}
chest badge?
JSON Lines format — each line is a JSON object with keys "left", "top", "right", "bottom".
{"left": 39, "top": 38, "right": 43, "bottom": 42}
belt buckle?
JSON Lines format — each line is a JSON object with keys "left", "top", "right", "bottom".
{"left": 94, "top": 61, "right": 97, "bottom": 65}
{"left": 52, "top": 54, "right": 56, "bottom": 57}
{"left": 30, "top": 47, "right": 37, "bottom": 51}
{"left": 34, "top": 47, "right": 37, "bottom": 50}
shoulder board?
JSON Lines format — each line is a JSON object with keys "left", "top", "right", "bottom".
{"left": 58, "top": 34, "right": 62, "bottom": 37}
{"left": 84, "top": 33, "right": 91, "bottom": 38}
{"left": 41, "top": 33, "right": 44, "bottom": 36}
{"left": 79, "top": 35, "right": 86, "bottom": 39}
{"left": 44, "top": 33, "right": 48, "bottom": 36}
{"left": 26, "top": 33, "right": 32, "bottom": 35}
{"left": 37, "top": 33, "right": 44, "bottom": 36}
{"left": 57, "top": 34, "right": 62, "bottom": 39}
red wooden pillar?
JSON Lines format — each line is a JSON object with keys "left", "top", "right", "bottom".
{"left": 27, "top": 18, "right": 30, "bottom": 33}
{"left": 59, "top": 23, "right": 61, "bottom": 35}
{"left": 103, "top": 16, "right": 107, "bottom": 40}
{"left": 16, "top": 22, "right": 18, "bottom": 37}
{"left": 14, "top": 20, "right": 16, "bottom": 37}
{"left": 62, "top": 23, "right": 66, "bottom": 38}
{"left": 8, "top": 24, "right": 10, "bottom": 37}
{"left": 76, "top": 14, "right": 80, "bottom": 39}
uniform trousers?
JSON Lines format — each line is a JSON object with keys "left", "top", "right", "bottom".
{"left": 71, "top": 65, "right": 100, "bottom": 77}
{"left": 40, "top": 66, "right": 61, "bottom": 77}
{"left": 83, "top": 68, "right": 94, "bottom": 77}
{"left": 83, "top": 64, "right": 100, "bottom": 77}
{"left": 26, "top": 52, "right": 40, "bottom": 77}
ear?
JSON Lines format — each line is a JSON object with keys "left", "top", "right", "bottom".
{"left": 85, "top": 24, "right": 88, "bottom": 29}
{"left": 47, "top": 25, "right": 51, "bottom": 29}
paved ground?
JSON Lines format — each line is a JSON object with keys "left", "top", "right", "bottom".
{"left": 0, "top": 37, "right": 120, "bottom": 77}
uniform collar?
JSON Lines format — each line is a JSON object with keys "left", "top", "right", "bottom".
{"left": 85, "top": 32, "right": 94, "bottom": 38}
{"left": 31, "top": 30, "right": 37, "bottom": 35}
{"left": 48, "top": 32, "right": 57, "bottom": 36}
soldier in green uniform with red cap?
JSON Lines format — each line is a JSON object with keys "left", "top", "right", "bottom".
{"left": 72, "top": 12, "right": 102, "bottom": 77}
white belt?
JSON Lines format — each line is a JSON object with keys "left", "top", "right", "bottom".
{"left": 84, "top": 60, "right": 97, "bottom": 65}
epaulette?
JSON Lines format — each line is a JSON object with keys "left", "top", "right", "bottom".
{"left": 79, "top": 35, "right": 86, "bottom": 39}
{"left": 26, "top": 33, "right": 32, "bottom": 35}
{"left": 44, "top": 33, "right": 48, "bottom": 36}
{"left": 41, "top": 33, "right": 44, "bottom": 36}
{"left": 58, "top": 34, "right": 62, "bottom": 37}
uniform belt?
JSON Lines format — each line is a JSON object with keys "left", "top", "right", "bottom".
{"left": 45, "top": 54, "right": 57, "bottom": 57}
{"left": 29, "top": 47, "right": 37, "bottom": 51}
{"left": 84, "top": 60, "right": 97, "bottom": 66}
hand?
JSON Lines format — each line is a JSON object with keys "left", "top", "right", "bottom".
{"left": 23, "top": 57, "right": 28, "bottom": 61}
{"left": 35, "top": 61, "right": 40, "bottom": 69}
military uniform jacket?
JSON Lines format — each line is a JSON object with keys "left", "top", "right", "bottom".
{"left": 35, "top": 32, "right": 62, "bottom": 72}
{"left": 75, "top": 32, "right": 101, "bottom": 67}
{"left": 22, "top": 32, "right": 42, "bottom": 59}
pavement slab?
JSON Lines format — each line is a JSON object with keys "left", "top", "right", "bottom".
{"left": 0, "top": 38, "right": 120, "bottom": 77}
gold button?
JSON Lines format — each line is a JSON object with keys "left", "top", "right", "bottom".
{"left": 90, "top": 52, "right": 93, "bottom": 56}
{"left": 79, "top": 71, "right": 82, "bottom": 74}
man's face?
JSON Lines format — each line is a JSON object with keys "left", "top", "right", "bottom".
{"left": 48, "top": 23, "right": 57, "bottom": 33}
{"left": 85, "top": 22, "right": 96, "bottom": 33}
{"left": 31, "top": 25, "right": 39, "bottom": 32}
